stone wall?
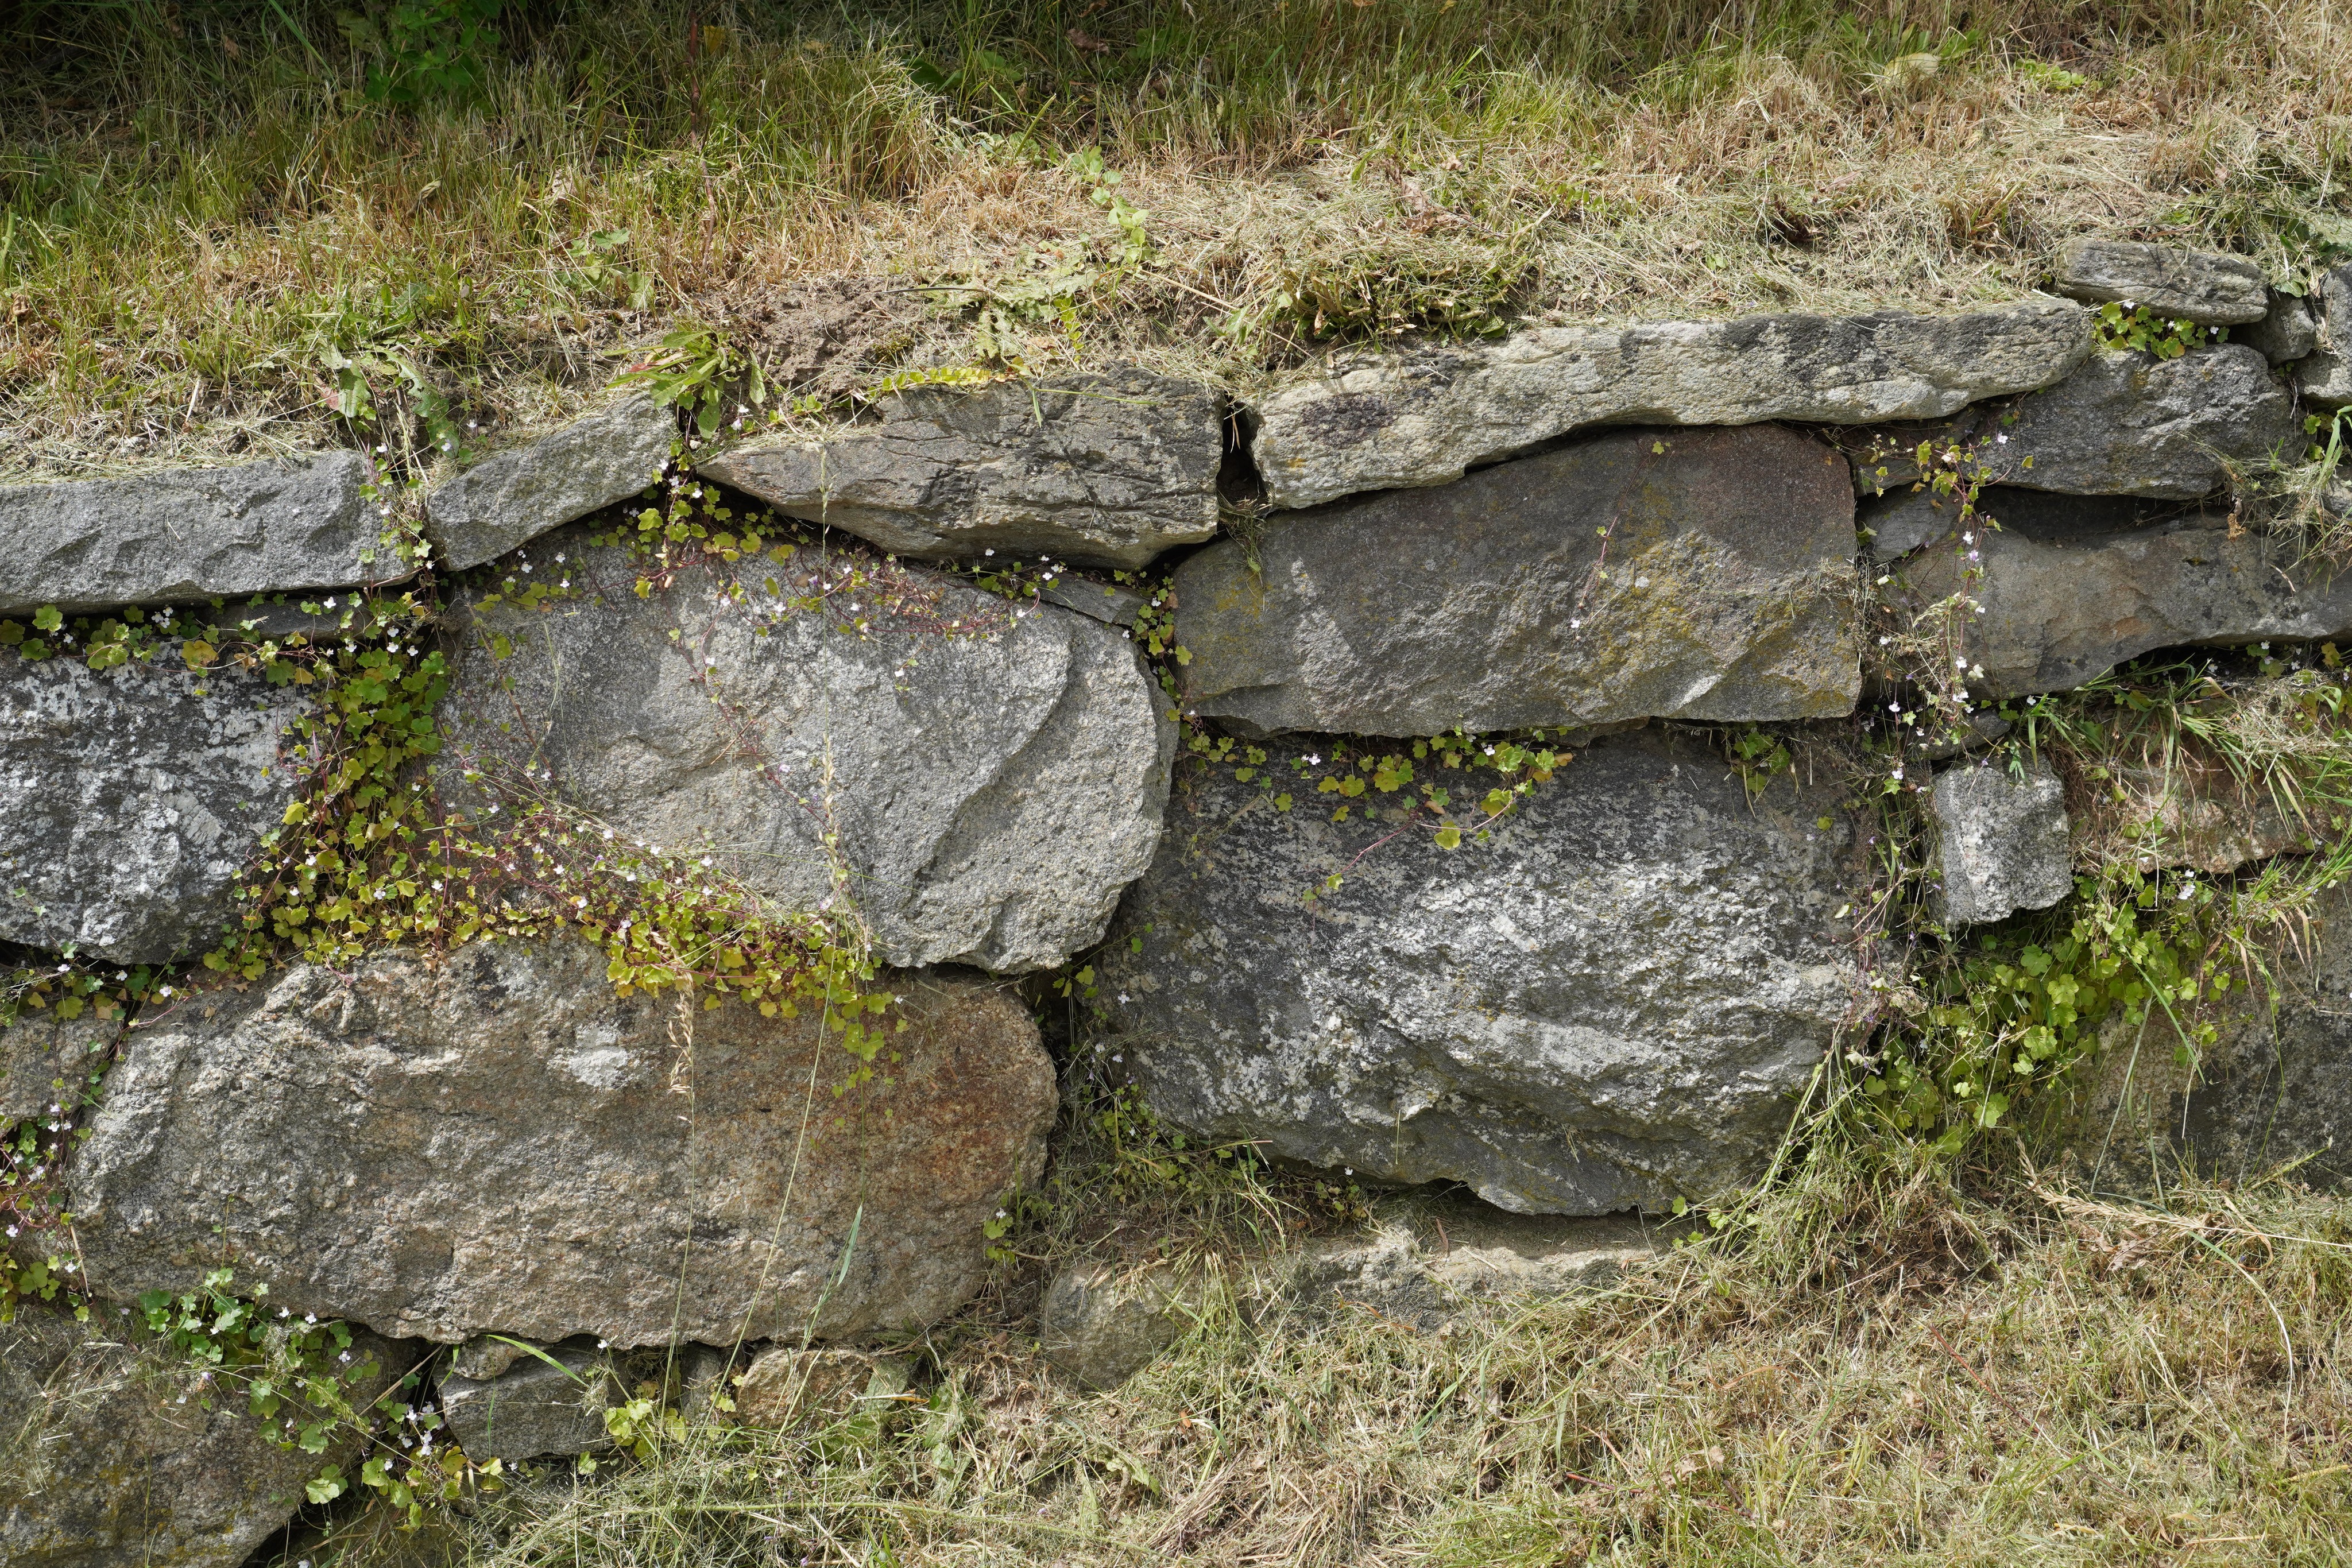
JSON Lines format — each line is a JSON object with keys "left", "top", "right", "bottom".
{"left": 7, "top": 239, "right": 2352, "bottom": 1552}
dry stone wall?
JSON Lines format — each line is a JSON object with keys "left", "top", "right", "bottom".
{"left": 8, "top": 242, "right": 2352, "bottom": 1546}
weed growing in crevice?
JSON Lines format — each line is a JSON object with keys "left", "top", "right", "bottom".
{"left": 2088, "top": 299, "right": 2232, "bottom": 358}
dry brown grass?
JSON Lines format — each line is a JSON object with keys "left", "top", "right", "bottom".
{"left": 297, "top": 1149, "right": 2352, "bottom": 1568}
{"left": 3, "top": 1, "right": 2349, "bottom": 482}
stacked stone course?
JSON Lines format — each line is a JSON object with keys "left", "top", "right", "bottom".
{"left": 10, "top": 245, "right": 2352, "bottom": 1547}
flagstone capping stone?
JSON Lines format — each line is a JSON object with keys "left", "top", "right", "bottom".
{"left": 0, "top": 450, "right": 381, "bottom": 617}
{"left": 1248, "top": 297, "right": 2092, "bottom": 509}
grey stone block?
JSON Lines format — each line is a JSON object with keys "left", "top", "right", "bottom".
{"left": 1174, "top": 425, "right": 1859, "bottom": 737}
{"left": 2051, "top": 238, "right": 2270, "bottom": 325}
{"left": 439, "top": 1340, "right": 620, "bottom": 1463}
{"left": 71, "top": 940, "right": 1056, "bottom": 1346}
{"left": 1250, "top": 298, "right": 2090, "bottom": 509}
{"left": 1893, "top": 515, "right": 2352, "bottom": 698}
{"left": 433, "top": 544, "right": 1173, "bottom": 973}
{"left": 0, "top": 451, "right": 384, "bottom": 617}
{"left": 697, "top": 369, "right": 1222, "bottom": 568}
{"left": 423, "top": 395, "right": 675, "bottom": 571}
{"left": 1094, "top": 727, "right": 1862, "bottom": 1214}
{"left": 0, "top": 648, "right": 312, "bottom": 962}
{"left": 1929, "top": 758, "right": 2073, "bottom": 927}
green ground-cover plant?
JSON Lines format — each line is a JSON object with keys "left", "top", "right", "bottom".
{"left": 2090, "top": 299, "right": 2231, "bottom": 358}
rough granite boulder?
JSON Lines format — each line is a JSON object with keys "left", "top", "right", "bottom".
{"left": 1249, "top": 299, "right": 2089, "bottom": 508}
{"left": 0, "top": 1010, "right": 115, "bottom": 1122}
{"left": 434, "top": 543, "right": 1172, "bottom": 973}
{"left": 1929, "top": 757, "right": 2074, "bottom": 927}
{"left": 2050, "top": 239, "right": 2270, "bottom": 324}
{"left": 0, "top": 649, "right": 312, "bottom": 962}
{"left": 1174, "top": 425, "right": 1859, "bottom": 737}
{"left": 2295, "top": 264, "right": 2352, "bottom": 408}
{"left": 0, "top": 1304, "right": 398, "bottom": 1568}
{"left": 424, "top": 394, "right": 674, "bottom": 571}
{"left": 1093, "top": 727, "right": 1861, "bottom": 1214}
{"left": 0, "top": 451, "right": 381, "bottom": 617}
{"left": 695, "top": 369, "right": 1222, "bottom": 568}
{"left": 1991, "top": 346, "right": 2296, "bottom": 498}
{"left": 1894, "top": 516, "right": 2352, "bottom": 698}
{"left": 70, "top": 939, "right": 1057, "bottom": 1346}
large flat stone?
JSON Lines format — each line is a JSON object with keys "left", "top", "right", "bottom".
{"left": 1250, "top": 299, "right": 2089, "bottom": 509}
{"left": 1991, "top": 346, "right": 2296, "bottom": 499}
{"left": 695, "top": 369, "right": 1222, "bottom": 568}
{"left": 2296, "top": 264, "right": 2352, "bottom": 408}
{"left": 0, "top": 1304, "right": 399, "bottom": 1568}
{"left": 434, "top": 544, "right": 1172, "bottom": 974}
{"left": 2051, "top": 239, "right": 2270, "bottom": 324}
{"left": 1174, "top": 425, "right": 1858, "bottom": 737}
{"left": 0, "top": 451, "right": 382, "bottom": 617}
{"left": 70, "top": 939, "right": 1057, "bottom": 1346}
{"left": 1092, "top": 727, "right": 1861, "bottom": 1214}
{"left": 424, "top": 394, "right": 674, "bottom": 571}
{"left": 0, "top": 649, "right": 312, "bottom": 962}
{"left": 1893, "top": 516, "right": 2352, "bottom": 698}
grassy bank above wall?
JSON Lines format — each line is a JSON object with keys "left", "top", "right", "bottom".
{"left": 3, "top": 0, "right": 2349, "bottom": 476}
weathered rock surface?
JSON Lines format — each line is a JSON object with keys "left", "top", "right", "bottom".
{"left": 0, "top": 650, "right": 312, "bottom": 962}
{"left": 2051, "top": 239, "right": 2270, "bottom": 324}
{"left": 424, "top": 395, "right": 674, "bottom": 571}
{"left": 2073, "top": 884, "right": 2352, "bottom": 1191}
{"left": 0, "top": 1010, "right": 114, "bottom": 1122}
{"left": 71, "top": 939, "right": 1057, "bottom": 1346}
{"left": 1250, "top": 299, "right": 2088, "bottom": 508}
{"left": 440, "top": 1339, "right": 621, "bottom": 1462}
{"left": 1175, "top": 426, "right": 1859, "bottom": 737}
{"left": 1039, "top": 576, "right": 1148, "bottom": 627}
{"left": 1282, "top": 1194, "right": 1662, "bottom": 1329}
{"left": 732, "top": 1345, "right": 914, "bottom": 1430}
{"left": 0, "top": 451, "right": 381, "bottom": 617}
{"left": 435, "top": 545, "right": 1172, "bottom": 973}
{"left": 0, "top": 1304, "right": 397, "bottom": 1568}
{"left": 2295, "top": 264, "right": 2352, "bottom": 408}
{"left": 1990, "top": 346, "right": 2296, "bottom": 498}
{"left": 1038, "top": 1259, "right": 1205, "bottom": 1389}
{"left": 696, "top": 370, "right": 1222, "bottom": 568}
{"left": 2241, "top": 288, "right": 2320, "bottom": 366}
{"left": 1894, "top": 516, "right": 2352, "bottom": 698}
{"left": 1094, "top": 727, "right": 1860, "bottom": 1214}
{"left": 1929, "top": 757, "right": 2073, "bottom": 927}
